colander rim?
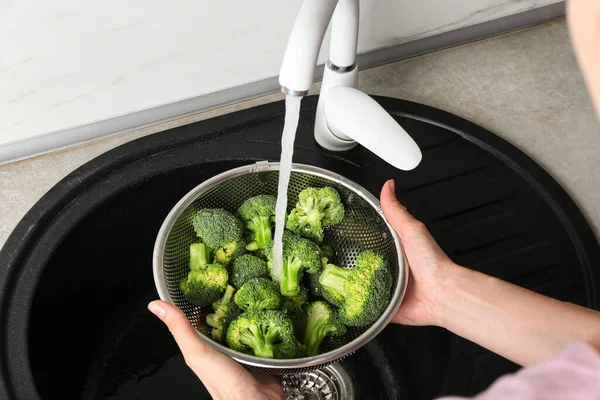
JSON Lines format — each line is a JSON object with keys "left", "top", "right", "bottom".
{"left": 153, "top": 161, "right": 407, "bottom": 370}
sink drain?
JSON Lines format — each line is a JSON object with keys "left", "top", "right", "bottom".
{"left": 282, "top": 364, "right": 354, "bottom": 400}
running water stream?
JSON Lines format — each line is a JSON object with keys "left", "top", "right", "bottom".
{"left": 271, "top": 95, "right": 302, "bottom": 282}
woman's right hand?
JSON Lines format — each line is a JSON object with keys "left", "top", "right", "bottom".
{"left": 381, "top": 179, "right": 600, "bottom": 366}
{"left": 380, "top": 179, "right": 458, "bottom": 327}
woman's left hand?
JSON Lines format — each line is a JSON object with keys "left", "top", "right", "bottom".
{"left": 148, "top": 300, "right": 284, "bottom": 400}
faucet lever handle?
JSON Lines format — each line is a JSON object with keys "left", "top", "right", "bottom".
{"left": 324, "top": 86, "right": 423, "bottom": 171}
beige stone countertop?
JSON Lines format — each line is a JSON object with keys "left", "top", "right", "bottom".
{"left": 1, "top": 20, "right": 599, "bottom": 249}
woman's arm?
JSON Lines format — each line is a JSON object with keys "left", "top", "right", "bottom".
{"left": 381, "top": 180, "right": 600, "bottom": 367}
{"left": 437, "top": 264, "right": 600, "bottom": 366}
{"left": 568, "top": 0, "right": 600, "bottom": 116}
{"left": 444, "top": 1, "right": 600, "bottom": 367}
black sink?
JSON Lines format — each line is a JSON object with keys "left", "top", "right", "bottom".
{"left": 1, "top": 96, "right": 598, "bottom": 400}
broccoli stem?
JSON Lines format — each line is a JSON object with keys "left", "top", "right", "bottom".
{"left": 306, "top": 209, "right": 323, "bottom": 224}
{"left": 245, "top": 216, "right": 273, "bottom": 250}
{"left": 243, "top": 299, "right": 274, "bottom": 312}
{"left": 317, "top": 197, "right": 333, "bottom": 212}
{"left": 220, "top": 285, "right": 236, "bottom": 308}
{"left": 301, "top": 196, "right": 332, "bottom": 218}
{"left": 304, "top": 313, "right": 330, "bottom": 356}
{"left": 241, "top": 324, "right": 275, "bottom": 358}
{"left": 206, "top": 285, "right": 236, "bottom": 342}
{"left": 319, "top": 264, "right": 351, "bottom": 295}
{"left": 264, "top": 325, "right": 282, "bottom": 345}
{"left": 254, "top": 347, "right": 273, "bottom": 358}
{"left": 206, "top": 313, "right": 219, "bottom": 327}
{"left": 190, "top": 243, "right": 211, "bottom": 270}
{"left": 281, "top": 256, "right": 303, "bottom": 297}
{"left": 246, "top": 241, "right": 259, "bottom": 251}
{"left": 256, "top": 299, "right": 274, "bottom": 310}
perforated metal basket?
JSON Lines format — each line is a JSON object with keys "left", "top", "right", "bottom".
{"left": 153, "top": 161, "right": 407, "bottom": 375}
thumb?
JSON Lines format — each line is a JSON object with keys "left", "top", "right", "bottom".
{"left": 148, "top": 300, "right": 250, "bottom": 388}
{"left": 380, "top": 180, "right": 426, "bottom": 239}
{"left": 380, "top": 180, "right": 450, "bottom": 267}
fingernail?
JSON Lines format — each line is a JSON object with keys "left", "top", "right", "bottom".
{"left": 148, "top": 302, "right": 166, "bottom": 320}
{"left": 389, "top": 179, "right": 396, "bottom": 193}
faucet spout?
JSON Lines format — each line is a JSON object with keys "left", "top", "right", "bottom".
{"left": 279, "top": 0, "right": 337, "bottom": 95}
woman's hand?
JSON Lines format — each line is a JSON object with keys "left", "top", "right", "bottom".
{"left": 380, "top": 179, "right": 458, "bottom": 327}
{"left": 381, "top": 180, "right": 600, "bottom": 365}
{"left": 148, "top": 300, "right": 283, "bottom": 400}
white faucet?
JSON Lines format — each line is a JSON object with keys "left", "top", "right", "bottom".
{"left": 279, "top": 0, "right": 422, "bottom": 171}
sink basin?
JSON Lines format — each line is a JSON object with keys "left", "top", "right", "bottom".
{"left": 1, "top": 96, "right": 598, "bottom": 399}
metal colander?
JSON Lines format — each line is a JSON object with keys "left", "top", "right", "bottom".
{"left": 153, "top": 161, "right": 407, "bottom": 375}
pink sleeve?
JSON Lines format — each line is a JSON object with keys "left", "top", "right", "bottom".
{"left": 438, "top": 343, "right": 600, "bottom": 400}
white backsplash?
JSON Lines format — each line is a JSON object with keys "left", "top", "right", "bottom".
{"left": 0, "top": 0, "right": 560, "bottom": 155}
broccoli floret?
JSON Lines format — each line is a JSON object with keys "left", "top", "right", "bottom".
{"left": 192, "top": 208, "right": 242, "bottom": 248}
{"left": 192, "top": 208, "right": 245, "bottom": 266}
{"left": 281, "top": 300, "right": 307, "bottom": 340}
{"left": 180, "top": 263, "right": 229, "bottom": 306}
{"left": 180, "top": 243, "right": 228, "bottom": 306}
{"left": 206, "top": 285, "right": 241, "bottom": 343}
{"left": 230, "top": 254, "right": 269, "bottom": 289}
{"left": 286, "top": 187, "right": 345, "bottom": 243}
{"left": 237, "top": 195, "right": 277, "bottom": 251}
{"left": 226, "top": 310, "right": 305, "bottom": 359}
{"left": 234, "top": 278, "right": 281, "bottom": 311}
{"left": 266, "top": 231, "right": 322, "bottom": 297}
{"left": 319, "top": 250, "right": 392, "bottom": 326}
{"left": 303, "top": 301, "right": 347, "bottom": 356}
{"left": 214, "top": 238, "right": 246, "bottom": 266}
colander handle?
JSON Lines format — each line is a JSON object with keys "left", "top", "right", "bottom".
{"left": 253, "top": 160, "right": 272, "bottom": 172}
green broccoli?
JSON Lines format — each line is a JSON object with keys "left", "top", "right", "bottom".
{"left": 283, "top": 285, "right": 308, "bottom": 306}
{"left": 286, "top": 187, "right": 345, "bottom": 243}
{"left": 237, "top": 195, "right": 277, "bottom": 251}
{"left": 319, "top": 250, "right": 392, "bottom": 326}
{"left": 303, "top": 301, "right": 347, "bottom": 356}
{"left": 192, "top": 208, "right": 245, "bottom": 266}
{"left": 214, "top": 238, "right": 246, "bottom": 266}
{"left": 180, "top": 243, "right": 229, "bottom": 306}
{"left": 230, "top": 254, "right": 269, "bottom": 289}
{"left": 226, "top": 310, "right": 306, "bottom": 359}
{"left": 266, "top": 231, "right": 322, "bottom": 297}
{"left": 234, "top": 278, "right": 281, "bottom": 311}
{"left": 206, "top": 285, "right": 242, "bottom": 343}
{"left": 180, "top": 265, "right": 229, "bottom": 307}
{"left": 281, "top": 299, "right": 307, "bottom": 340}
